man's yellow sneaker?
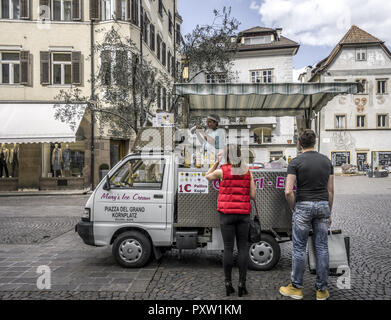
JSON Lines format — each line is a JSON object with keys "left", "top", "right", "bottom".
{"left": 316, "top": 289, "right": 330, "bottom": 300}
{"left": 279, "top": 283, "right": 303, "bottom": 300}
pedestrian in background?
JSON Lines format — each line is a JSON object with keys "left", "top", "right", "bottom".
{"left": 206, "top": 144, "right": 256, "bottom": 297}
{"left": 280, "top": 129, "right": 334, "bottom": 300}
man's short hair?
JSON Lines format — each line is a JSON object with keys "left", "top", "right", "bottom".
{"left": 299, "top": 129, "right": 316, "bottom": 149}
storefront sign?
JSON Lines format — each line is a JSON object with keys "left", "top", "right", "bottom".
{"left": 178, "top": 172, "right": 209, "bottom": 194}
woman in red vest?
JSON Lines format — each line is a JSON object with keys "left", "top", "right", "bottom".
{"left": 206, "top": 144, "right": 256, "bottom": 297}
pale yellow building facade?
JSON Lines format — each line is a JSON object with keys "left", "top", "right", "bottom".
{"left": 0, "top": 0, "right": 182, "bottom": 190}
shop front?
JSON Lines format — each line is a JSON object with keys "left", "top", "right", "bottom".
{"left": 0, "top": 103, "right": 89, "bottom": 191}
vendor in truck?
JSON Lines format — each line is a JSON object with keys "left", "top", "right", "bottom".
{"left": 193, "top": 114, "right": 226, "bottom": 161}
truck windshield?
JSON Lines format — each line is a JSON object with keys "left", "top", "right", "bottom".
{"left": 109, "top": 158, "right": 165, "bottom": 189}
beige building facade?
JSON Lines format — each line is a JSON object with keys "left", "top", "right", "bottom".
{"left": 0, "top": 0, "right": 181, "bottom": 191}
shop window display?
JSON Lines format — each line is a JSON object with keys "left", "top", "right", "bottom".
{"left": 0, "top": 143, "right": 19, "bottom": 178}
{"left": 42, "top": 142, "right": 85, "bottom": 178}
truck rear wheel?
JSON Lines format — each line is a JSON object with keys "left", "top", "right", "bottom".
{"left": 112, "top": 231, "right": 152, "bottom": 268}
{"left": 248, "top": 233, "right": 281, "bottom": 271}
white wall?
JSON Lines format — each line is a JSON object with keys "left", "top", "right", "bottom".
{"left": 319, "top": 45, "right": 391, "bottom": 169}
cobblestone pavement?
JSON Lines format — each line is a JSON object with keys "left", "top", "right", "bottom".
{"left": 0, "top": 177, "right": 390, "bottom": 300}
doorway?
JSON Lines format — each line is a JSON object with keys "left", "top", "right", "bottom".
{"left": 110, "top": 140, "right": 127, "bottom": 169}
{"left": 357, "top": 153, "right": 367, "bottom": 172}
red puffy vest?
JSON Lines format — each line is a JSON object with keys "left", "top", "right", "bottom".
{"left": 217, "top": 164, "right": 251, "bottom": 214}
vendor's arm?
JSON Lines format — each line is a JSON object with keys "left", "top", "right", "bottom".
{"left": 206, "top": 160, "right": 223, "bottom": 181}
{"left": 195, "top": 128, "right": 216, "bottom": 148}
{"left": 285, "top": 174, "right": 296, "bottom": 212}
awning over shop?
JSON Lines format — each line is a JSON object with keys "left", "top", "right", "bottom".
{"left": 175, "top": 83, "right": 362, "bottom": 117}
{"left": 0, "top": 103, "right": 87, "bottom": 144}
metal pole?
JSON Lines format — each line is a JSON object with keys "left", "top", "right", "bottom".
{"left": 90, "top": 19, "right": 95, "bottom": 189}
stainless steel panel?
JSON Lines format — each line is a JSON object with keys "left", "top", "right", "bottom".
{"left": 176, "top": 169, "right": 292, "bottom": 231}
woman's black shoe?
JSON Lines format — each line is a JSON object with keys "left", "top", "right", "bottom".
{"left": 225, "top": 281, "right": 235, "bottom": 296}
{"left": 238, "top": 283, "right": 248, "bottom": 297}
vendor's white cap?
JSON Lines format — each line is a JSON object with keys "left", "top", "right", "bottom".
{"left": 207, "top": 114, "right": 220, "bottom": 123}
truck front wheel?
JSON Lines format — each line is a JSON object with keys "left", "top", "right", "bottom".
{"left": 248, "top": 233, "right": 281, "bottom": 271}
{"left": 112, "top": 231, "right": 152, "bottom": 268}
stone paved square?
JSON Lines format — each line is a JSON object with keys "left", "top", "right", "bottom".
{"left": 0, "top": 176, "right": 390, "bottom": 300}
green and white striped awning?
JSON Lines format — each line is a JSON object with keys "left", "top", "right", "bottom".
{"left": 175, "top": 83, "right": 362, "bottom": 117}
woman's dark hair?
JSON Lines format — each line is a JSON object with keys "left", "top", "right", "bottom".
{"left": 224, "top": 144, "right": 242, "bottom": 168}
{"left": 299, "top": 129, "right": 316, "bottom": 149}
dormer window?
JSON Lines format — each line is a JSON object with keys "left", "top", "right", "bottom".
{"left": 356, "top": 48, "right": 367, "bottom": 61}
{"left": 244, "top": 35, "right": 272, "bottom": 45}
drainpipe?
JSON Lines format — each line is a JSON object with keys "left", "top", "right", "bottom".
{"left": 90, "top": 19, "right": 95, "bottom": 189}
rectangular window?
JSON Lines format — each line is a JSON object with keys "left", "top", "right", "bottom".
{"left": 167, "top": 52, "right": 171, "bottom": 73}
{"left": 377, "top": 79, "right": 387, "bottom": 94}
{"left": 150, "top": 24, "right": 155, "bottom": 51}
{"left": 0, "top": 51, "right": 20, "bottom": 84}
{"left": 355, "top": 79, "right": 368, "bottom": 94}
{"left": 109, "top": 158, "right": 165, "bottom": 189}
{"left": 52, "top": 52, "right": 72, "bottom": 85}
{"left": 356, "top": 115, "right": 366, "bottom": 128}
{"left": 356, "top": 48, "right": 367, "bottom": 61}
{"left": 377, "top": 114, "right": 388, "bottom": 128}
{"left": 168, "top": 11, "right": 172, "bottom": 34}
{"left": 143, "top": 12, "right": 150, "bottom": 45}
{"left": 250, "top": 69, "right": 273, "bottom": 83}
{"left": 335, "top": 115, "right": 346, "bottom": 129}
{"left": 206, "top": 73, "right": 226, "bottom": 84}
{"left": 176, "top": 23, "right": 181, "bottom": 45}
{"left": 1, "top": 0, "right": 20, "bottom": 19}
{"left": 157, "top": 35, "right": 161, "bottom": 61}
{"left": 121, "top": 0, "right": 126, "bottom": 20}
{"left": 162, "top": 42, "right": 166, "bottom": 66}
{"left": 158, "top": 0, "right": 163, "bottom": 17}
{"left": 244, "top": 36, "right": 271, "bottom": 45}
{"left": 52, "top": 0, "right": 72, "bottom": 21}
{"left": 101, "top": 0, "right": 112, "bottom": 20}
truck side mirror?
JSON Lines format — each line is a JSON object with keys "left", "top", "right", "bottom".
{"left": 103, "top": 175, "right": 111, "bottom": 191}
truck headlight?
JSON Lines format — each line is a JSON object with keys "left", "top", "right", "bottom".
{"left": 82, "top": 208, "right": 91, "bottom": 222}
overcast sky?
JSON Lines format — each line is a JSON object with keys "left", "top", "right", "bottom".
{"left": 178, "top": 0, "right": 391, "bottom": 80}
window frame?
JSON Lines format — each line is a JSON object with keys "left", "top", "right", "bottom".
{"left": 356, "top": 114, "right": 366, "bottom": 128}
{"left": 0, "top": 0, "right": 20, "bottom": 19}
{"left": 51, "top": 51, "right": 72, "bottom": 85}
{"left": 376, "top": 79, "right": 388, "bottom": 95}
{"left": 250, "top": 69, "right": 273, "bottom": 84}
{"left": 109, "top": 157, "right": 166, "bottom": 190}
{"left": 377, "top": 114, "right": 389, "bottom": 128}
{"left": 52, "top": 0, "right": 72, "bottom": 21}
{"left": 206, "top": 73, "right": 227, "bottom": 84}
{"left": 0, "top": 51, "right": 20, "bottom": 84}
{"left": 356, "top": 48, "right": 367, "bottom": 61}
{"left": 355, "top": 78, "right": 368, "bottom": 94}
{"left": 101, "top": 0, "right": 113, "bottom": 21}
{"left": 335, "top": 114, "right": 347, "bottom": 129}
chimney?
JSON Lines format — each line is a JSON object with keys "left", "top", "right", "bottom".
{"left": 305, "top": 66, "right": 313, "bottom": 81}
{"left": 276, "top": 28, "right": 282, "bottom": 41}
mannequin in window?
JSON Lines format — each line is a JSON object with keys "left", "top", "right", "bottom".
{"left": 0, "top": 144, "right": 9, "bottom": 178}
{"left": 52, "top": 143, "right": 63, "bottom": 177}
{"left": 62, "top": 144, "right": 71, "bottom": 177}
{"left": 8, "top": 143, "right": 19, "bottom": 178}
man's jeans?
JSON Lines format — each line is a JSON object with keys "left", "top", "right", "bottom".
{"left": 291, "top": 201, "right": 330, "bottom": 291}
